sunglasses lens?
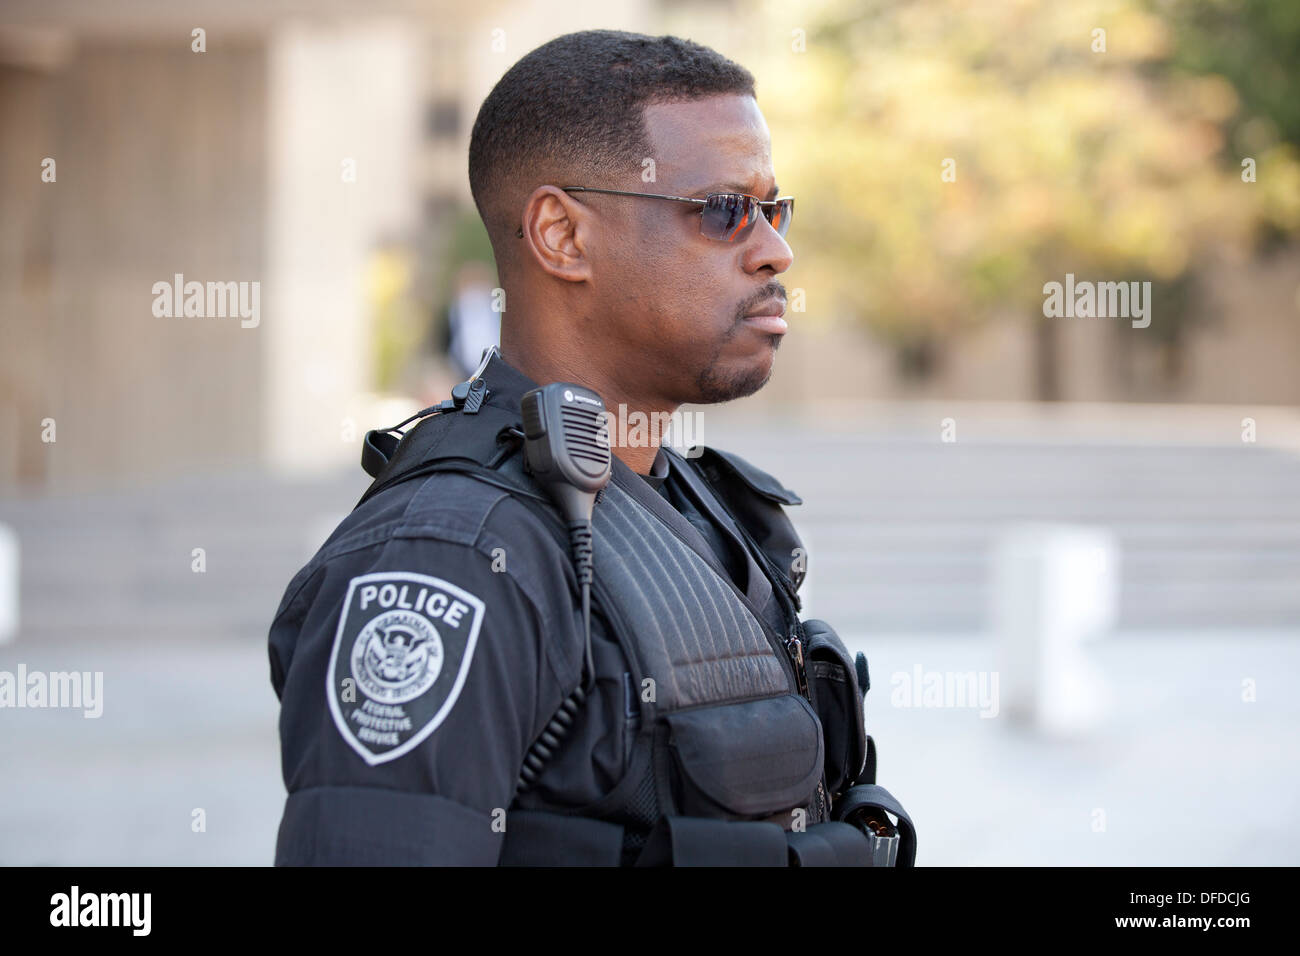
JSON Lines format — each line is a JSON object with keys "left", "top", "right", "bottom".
{"left": 701, "top": 195, "right": 793, "bottom": 241}
{"left": 702, "top": 194, "right": 760, "bottom": 241}
{"left": 766, "top": 198, "right": 793, "bottom": 238}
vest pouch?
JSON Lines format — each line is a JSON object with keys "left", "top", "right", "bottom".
{"left": 664, "top": 693, "right": 824, "bottom": 820}
{"left": 802, "top": 619, "right": 867, "bottom": 796}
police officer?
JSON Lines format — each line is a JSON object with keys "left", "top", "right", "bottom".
{"left": 268, "top": 28, "right": 915, "bottom": 866}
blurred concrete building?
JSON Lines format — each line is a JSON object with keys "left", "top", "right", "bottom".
{"left": 1, "top": 4, "right": 427, "bottom": 492}
{"left": 3, "top": 0, "right": 1298, "bottom": 494}
{"left": 0, "top": 0, "right": 659, "bottom": 493}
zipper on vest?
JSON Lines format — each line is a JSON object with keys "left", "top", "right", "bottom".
{"left": 785, "top": 627, "right": 811, "bottom": 700}
{"left": 785, "top": 622, "right": 829, "bottom": 822}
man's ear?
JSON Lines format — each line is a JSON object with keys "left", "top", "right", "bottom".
{"left": 518, "top": 185, "right": 593, "bottom": 283}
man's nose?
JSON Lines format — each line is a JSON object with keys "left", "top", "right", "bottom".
{"left": 742, "top": 215, "right": 794, "bottom": 274}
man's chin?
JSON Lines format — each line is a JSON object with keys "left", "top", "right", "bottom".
{"left": 694, "top": 344, "right": 779, "bottom": 404}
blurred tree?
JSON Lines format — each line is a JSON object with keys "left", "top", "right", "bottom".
{"left": 1159, "top": 0, "right": 1300, "bottom": 246}
{"left": 428, "top": 210, "right": 497, "bottom": 362}
{"left": 757, "top": 0, "right": 1300, "bottom": 398}
{"left": 366, "top": 240, "right": 416, "bottom": 392}
{"left": 1159, "top": 0, "right": 1300, "bottom": 148}
{"left": 438, "top": 209, "right": 497, "bottom": 300}
{"left": 368, "top": 210, "right": 498, "bottom": 395}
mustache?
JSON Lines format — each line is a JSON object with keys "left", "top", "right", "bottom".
{"left": 736, "top": 282, "right": 787, "bottom": 322}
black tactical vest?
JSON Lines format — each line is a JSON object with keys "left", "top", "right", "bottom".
{"left": 356, "top": 384, "right": 914, "bottom": 866}
{"left": 497, "top": 450, "right": 827, "bottom": 859}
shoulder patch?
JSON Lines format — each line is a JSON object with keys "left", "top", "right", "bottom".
{"left": 326, "top": 572, "right": 485, "bottom": 765}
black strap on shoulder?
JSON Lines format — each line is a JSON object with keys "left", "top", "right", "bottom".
{"left": 359, "top": 377, "right": 494, "bottom": 482}
{"left": 351, "top": 399, "right": 599, "bottom": 582}
{"left": 361, "top": 429, "right": 402, "bottom": 480}
{"left": 354, "top": 402, "right": 530, "bottom": 511}
{"left": 354, "top": 418, "right": 576, "bottom": 572}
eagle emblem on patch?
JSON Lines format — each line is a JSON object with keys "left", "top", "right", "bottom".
{"left": 326, "top": 572, "right": 485, "bottom": 765}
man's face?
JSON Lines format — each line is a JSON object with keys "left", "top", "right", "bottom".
{"left": 592, "top": 94, "right": 793, "bottom": 405}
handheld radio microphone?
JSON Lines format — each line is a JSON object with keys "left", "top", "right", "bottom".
{"left": 515, "top": 382, "right": 612, "bottom": 793}
{"left": 520, "top": 383, "right": 612, "bottom": 526}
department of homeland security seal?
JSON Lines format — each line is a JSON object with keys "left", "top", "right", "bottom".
{"left": 326, "top": 572, "right": 485, "bottom": 765}
{"left": 353, "top": 609, "right": 443, "bottom": 704}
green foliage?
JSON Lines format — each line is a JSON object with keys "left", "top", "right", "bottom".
{"left": 437, "top": 210, "right": 497, "bottom": 302}
{"left": 753, "top": 0, "right": 1300, "bottom": 348}
{"left": 1158, "top": 0, "right": 1300, "bottom": 150}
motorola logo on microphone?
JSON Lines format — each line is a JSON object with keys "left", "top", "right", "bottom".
{"left": 566, "top": 389, "right": 604, "bottom": 409}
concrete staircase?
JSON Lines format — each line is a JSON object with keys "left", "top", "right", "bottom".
{"left": 720, "top": 429, "right": 1300, "bottom": 633}
{"left": 2, "top": 419, "right": 1297, "bottom": 644}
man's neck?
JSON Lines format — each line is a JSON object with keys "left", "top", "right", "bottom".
{"left": 500, "top": 341, "right": 674, "bottom": 475}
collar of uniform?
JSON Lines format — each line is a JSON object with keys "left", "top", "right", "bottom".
{"left": 639, "top": 447, "right": 671, "bottom": 490}
{"left": 663, "top": 448, "right": 775, "bottom": 616}
{"left": 478, "top": 349, "right": 542, "bottom": 410}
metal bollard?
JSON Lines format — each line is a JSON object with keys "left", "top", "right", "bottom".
{"left": 991, "top": 523, "right": 1117, "bottom": 736}
{"left": 0, "top": 523, "right": 18, "bottom": 644}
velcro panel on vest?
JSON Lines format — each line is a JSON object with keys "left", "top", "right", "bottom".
{"left": 498, "top": 810, "right": 624, "bottom": 866}
{"left": 664, "top": 694, "right": 824, "bottom": 819}
{"left": 592, "top": 480, "right": 789, "bottom": 711}
{"left": 635, "top": 816, "right": 789, "bottom": 867}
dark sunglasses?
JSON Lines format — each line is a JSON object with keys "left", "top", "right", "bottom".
{"left": 514, "top": 186, "right": 794, "bottom": 242}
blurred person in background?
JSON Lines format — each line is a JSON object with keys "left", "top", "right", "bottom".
{"left": 442, "top": 259, "right": 502, "bottom": 380}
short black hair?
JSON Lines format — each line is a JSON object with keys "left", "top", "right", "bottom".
{"left": 468, "top": 29, "right": 756, "bottom": 256}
